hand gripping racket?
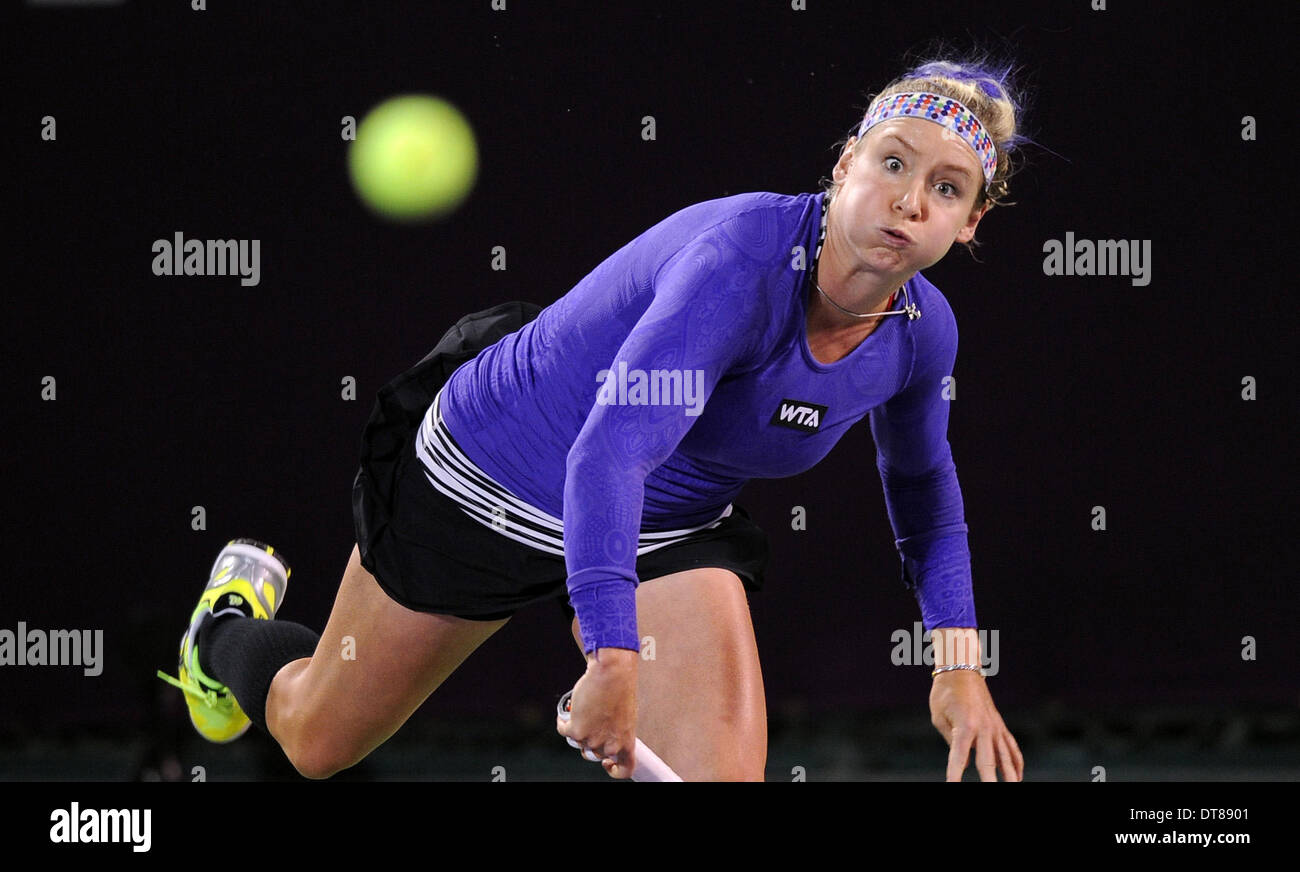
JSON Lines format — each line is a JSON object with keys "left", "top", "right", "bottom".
{"left": 557, "top": 690, "right": 682, "bottom": 782}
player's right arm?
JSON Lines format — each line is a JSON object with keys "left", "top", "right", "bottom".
{"left": 556, "top": 215, "right": 772, "bottom": 775}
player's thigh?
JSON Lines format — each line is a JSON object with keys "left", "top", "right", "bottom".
{"left": 570, "top": 567, "right": 767, "bottom": 781}
{"left": 270, "top": 543, "right": 507, "bottom": 777}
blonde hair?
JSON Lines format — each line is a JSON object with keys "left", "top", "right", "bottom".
{"left": 821, "top": 53, "right": 1031, "bottom": 255}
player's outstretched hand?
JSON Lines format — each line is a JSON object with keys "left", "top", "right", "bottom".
{"left": 929, "top": 669, "right": 1024, "bottom": 781}
{"left": 556, "top": 647, "right": 639, "bottom": 779}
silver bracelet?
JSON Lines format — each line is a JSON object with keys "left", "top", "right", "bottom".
{"left": 931, "top": 663, "right": 984, "bottom": 678}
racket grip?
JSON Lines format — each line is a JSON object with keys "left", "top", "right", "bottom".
{"left": 558, "top": 690, "right": 683, "bottom": 782}
{"left": 630, "top": 738, "right": 682, "bottom": 782}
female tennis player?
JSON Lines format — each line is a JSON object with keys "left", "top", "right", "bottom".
{"left": 159, "top": 55, "right": 1028, "bottom": 782}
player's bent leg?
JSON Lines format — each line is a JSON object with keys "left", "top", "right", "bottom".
{"left": 570, "top": 567, "right": 767, "bottom": 781}
{"left": 267, "top": 544, "right": 507, "bottom": 779}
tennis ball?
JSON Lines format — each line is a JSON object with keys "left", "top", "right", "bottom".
{"left": 348, "top": 94, "right": 478, "bottom": 222}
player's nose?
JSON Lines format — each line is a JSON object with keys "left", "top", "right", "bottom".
{"left": 892, "top": 178, "right": 925, "bottom": 217}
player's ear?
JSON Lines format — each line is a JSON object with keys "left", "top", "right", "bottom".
{"left": 832, "top": 136, "right": 858, "bottom": 181}
{"left": 956, "top": 200, "right": 990, "bottom": 244}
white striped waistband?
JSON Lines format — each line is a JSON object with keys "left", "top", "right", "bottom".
{"left": 414, "top": 386, "right": 733, "bottom": 557}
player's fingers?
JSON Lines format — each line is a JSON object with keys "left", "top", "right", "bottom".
{"left": 557, "top": 715, "right": 605, "bottom": 766}
{"left": 995, "top": 732, "right": 1021, "bottom": 782}
{"left": 602, "top": 745, "right": 636, "bottom": 780}
{"left": 945, "top": 730, "right": 973, "bottom": 782}
{"left": 986, "top": 711, "right": 1024, "bottom": 781}
{"left": 998, "top": 732, "right": 1019, "bottom": 779}
{"left": 975, "top": 729, "right": 997, "bottom": 782}
{"left": 1004, "top": 729, "right": 1025, "bottom": 781}
{"left": 931, "top": 712, "right": 954, "bottom": 746}
{"left": 557, "top": 719, "right": 595, "bottom": 757}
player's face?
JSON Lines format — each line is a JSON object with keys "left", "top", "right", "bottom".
{"left": 830, "top": 118, "right": 988, "bottom": 275}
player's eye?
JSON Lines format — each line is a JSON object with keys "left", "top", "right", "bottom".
{"left": 937, "top": 181, "right": 960, "bottom": 198}
{"left": 883, "top": 156, "right": 903, "bottom": 172}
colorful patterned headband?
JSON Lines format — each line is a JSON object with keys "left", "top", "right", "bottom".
{"left": 857, "top": 92, "right": 997, "bottom": 189}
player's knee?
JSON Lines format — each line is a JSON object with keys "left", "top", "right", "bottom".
{"left": 283, "top": 727, "right": 366, "bottom": 780}
{"left": 276, "top": 702, "right": 367, "bottom": 780}
{"left": 287, "top": 747, "right": 350, "bottom": 781}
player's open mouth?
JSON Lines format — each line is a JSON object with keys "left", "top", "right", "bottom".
{"left": 879, "top": 227, "right": 913, "bottom": 247}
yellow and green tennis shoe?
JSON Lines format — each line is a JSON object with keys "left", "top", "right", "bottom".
{"left": 157, "top": 538, "right": 291, "bottom": 743}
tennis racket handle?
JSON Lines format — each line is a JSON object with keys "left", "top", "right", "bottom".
{"left": 630, "top": 738, "right": 682, "bottom": 782}
{"left": 558, "top": 690, "right": 683, "bottom": 782}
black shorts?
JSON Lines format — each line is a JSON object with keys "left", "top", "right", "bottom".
{"left": 351, "top": 301, "right": 771, "bottom": 622}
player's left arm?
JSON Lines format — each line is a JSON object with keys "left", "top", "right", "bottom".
{"left": 868, "top": 309, "right": 1024, "bottom": 782}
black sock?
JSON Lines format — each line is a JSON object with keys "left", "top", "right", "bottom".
{"left": 196, "top": 615, "right": 319, "bottom": 733}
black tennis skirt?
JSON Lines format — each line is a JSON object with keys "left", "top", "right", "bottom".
{"left": 351, "top": 301, "right": 771, "bottom": 622}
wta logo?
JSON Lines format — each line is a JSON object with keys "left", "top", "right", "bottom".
{"left": 770, "top": 399, "right": 827, "bottom": 432}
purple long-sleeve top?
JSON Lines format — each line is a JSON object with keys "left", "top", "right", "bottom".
{"left": 437, "top": 190, "right": 975, "bottom": 651}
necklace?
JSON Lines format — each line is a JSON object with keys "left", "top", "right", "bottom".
{"left": 811, "top": 194, "right": 922, "bottom": 321}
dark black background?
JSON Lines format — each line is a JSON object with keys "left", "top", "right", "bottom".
{"left": 6, "top": 0, "right": 1294, "bottom": 779}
